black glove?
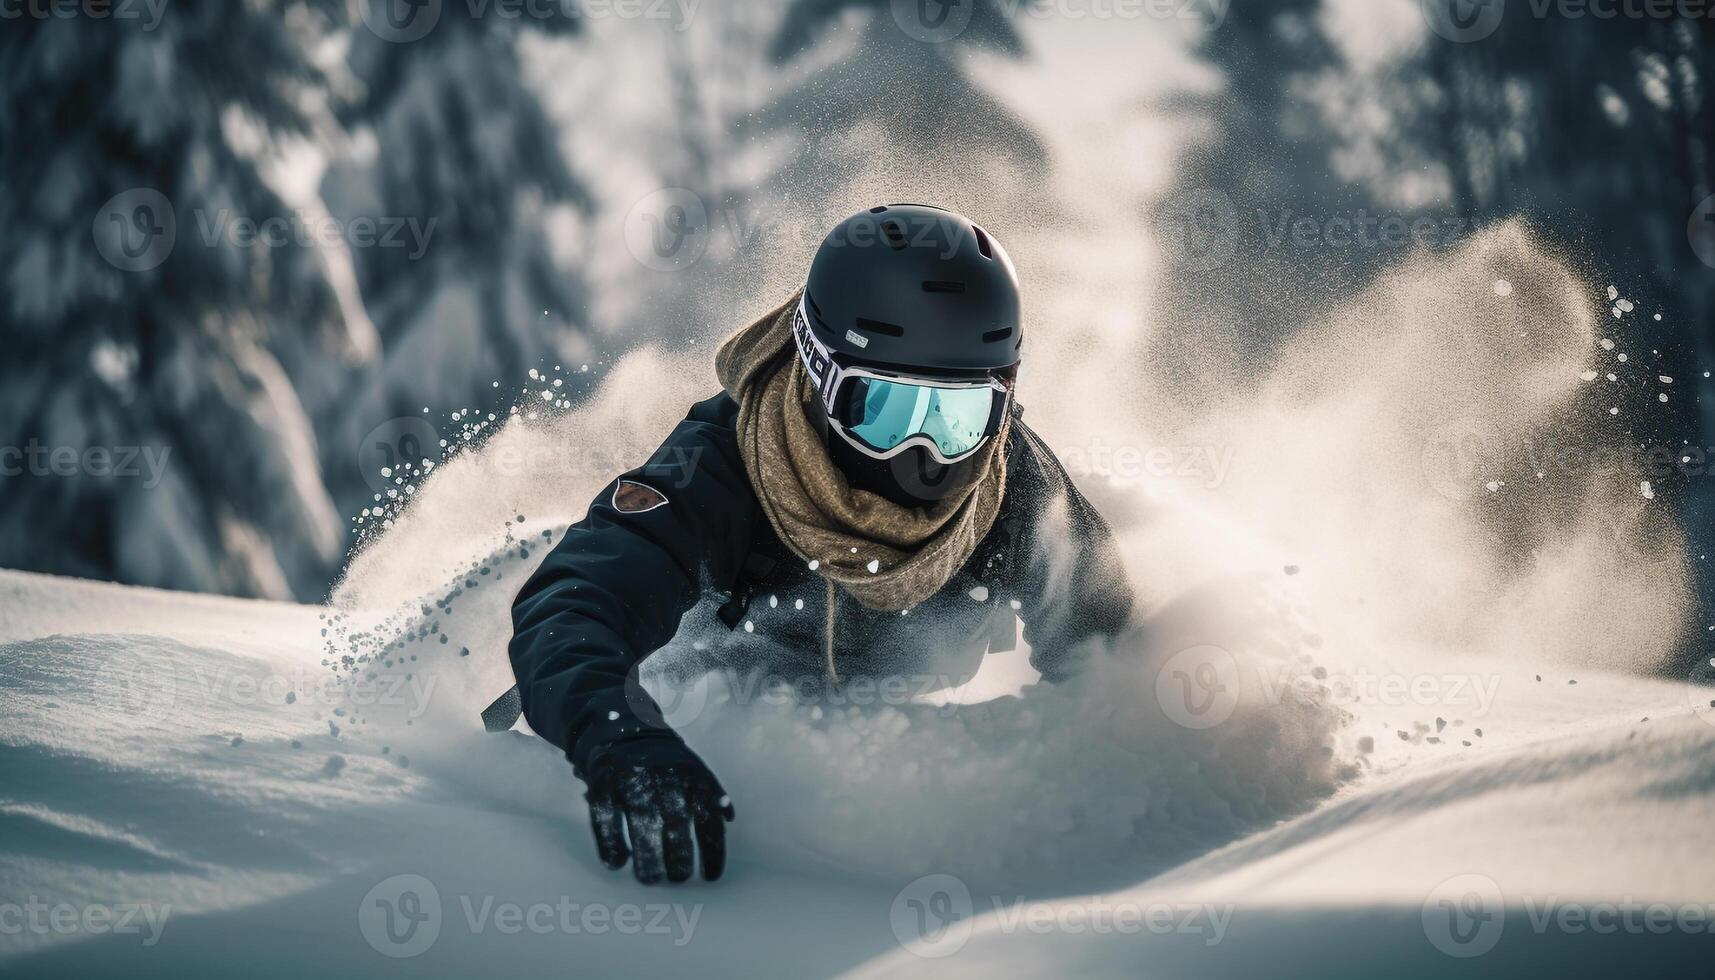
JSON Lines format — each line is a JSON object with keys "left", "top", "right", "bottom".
{"left": 579, "top": 735, "right": 735, "bottom": 884}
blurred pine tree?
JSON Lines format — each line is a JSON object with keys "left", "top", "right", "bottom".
{"left": 0, "top": 1, "right": 357, "bottom": 598}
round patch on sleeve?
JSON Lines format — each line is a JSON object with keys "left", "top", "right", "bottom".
{"left": 612, "top": 479, "right": 668, "bottom": 514}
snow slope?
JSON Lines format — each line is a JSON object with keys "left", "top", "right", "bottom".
{"left": 4, "top": 225, "right": 1712, "bottom": 977}
{"left": 0, "top": 565, "right": 1710, "bottom": 978}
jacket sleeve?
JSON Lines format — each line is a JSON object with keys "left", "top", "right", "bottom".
{"left": 1007, "top": 421, "right": 1134, "bottom": 681}
{"left": 508, "top": 417, "right": 754, "bottom": 772}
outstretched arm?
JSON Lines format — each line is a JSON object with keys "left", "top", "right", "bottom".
{"left": 508, "top": 410, "right": 754, "bottom": 882}
{"left": 1006, "top": 421, "right": 1134, "bottom": 681}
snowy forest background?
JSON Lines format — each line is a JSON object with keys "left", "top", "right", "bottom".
{"left": 2, "top": 0, "right": 1712, "bottom": 625}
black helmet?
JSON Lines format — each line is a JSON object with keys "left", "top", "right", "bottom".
{"left": 803, "top": 204, "right": 1022, "bottom": 375}
{"left": 796, "top": 205, "right": 1023, "bottom": 507}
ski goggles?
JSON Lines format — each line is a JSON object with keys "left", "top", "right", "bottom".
{"left": 792, "top": 297, "right": 1009, "bottom": 464}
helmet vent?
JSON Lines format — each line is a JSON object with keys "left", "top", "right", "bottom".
{"left": 855, "top": 317, "right": 905, "bottom": 337}
{"left": 982, "top": 327, "right": 1013, "bottom": 343}
{"left": 972, "top": 225, "right": 993, "bottom": 259}
{"left": 881, "top": 221, "right": 908, "bottom": 250}
{"left": 921, "top": 280, "right": 966, "bottom": 293}
{"left": 868, "top": 205, "right": 888, "bottom": 213}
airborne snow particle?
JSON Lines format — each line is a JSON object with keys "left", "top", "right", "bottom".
{"left": 1640, "top": 481, "right": 1655, "bottom": 500}
{"left": 1600, "top": 338, "right": 1615, "bottom": 350}
{"left": 794, "top": 599, "right": 804, "bottom": 610}
{"left": 607, "top": 710, "right": 620, "bottom": 721}
{"left": 1579, "top": 370, "right": 1598, "bottom": 381}
{"left": 969, "top": 585, "right": 990, "bottom": 602}
{"left": 1492, "top": 279, "right": 1512, "bottom": 296}
{"left": 744, "top": 620, "right": 755, "bottom": 633}
{"left": 321, "top": 755, "right": 346, "bottom": 777}
{"left": 808, "top": 560, "right": 820, "bottom": 571}
{"left": 866, "top": 559, "right": 880, "bottom": 574}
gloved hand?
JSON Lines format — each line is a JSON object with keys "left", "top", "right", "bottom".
{"left": 580, "top": 735, "right": 735, "bottom": 884}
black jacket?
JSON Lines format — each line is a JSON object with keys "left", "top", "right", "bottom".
{"left": 509, "top": 392, "right": 1132, "bottom": 772}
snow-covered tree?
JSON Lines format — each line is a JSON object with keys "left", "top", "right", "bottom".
{"left": 0, "top": 3, "right": 361, "bottom": 598}
{"left": 757, "top": 0, "right": 1046, "bottom": 219}
{"left": 317, "top": 1, "right": 596, "bottom": 522}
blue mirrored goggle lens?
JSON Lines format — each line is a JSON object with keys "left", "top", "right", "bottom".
{"left": 848, "top": 378, "right": 996, "bottom": 457}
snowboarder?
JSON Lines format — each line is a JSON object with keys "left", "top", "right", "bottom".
{"left": 507, "top": 205, "right": 1133, "bottom": 884}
